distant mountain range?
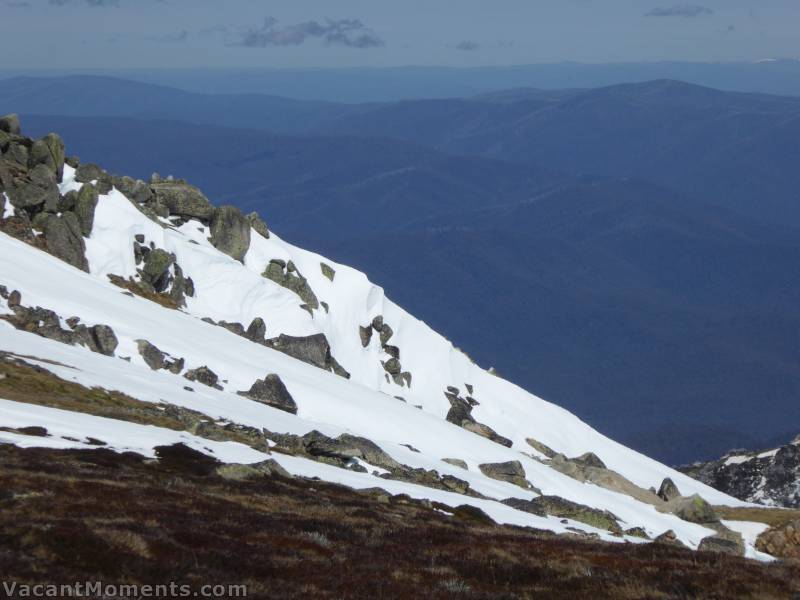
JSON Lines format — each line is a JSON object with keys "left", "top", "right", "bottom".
{"left": 7, "top": 75, "right": 800, "bottom": 464}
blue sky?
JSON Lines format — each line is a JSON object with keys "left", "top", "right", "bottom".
{"left": 2, "top": 0, "right": 798, "bottom": 69}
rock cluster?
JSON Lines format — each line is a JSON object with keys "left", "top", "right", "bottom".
{"left": 132, "top": 235, "right": 195, "bottom": 307}
{"left": 756, "top": 519, "right": 800, "bottom": 559}
{"left": 680, "top": 438, "right": 800, "bottom": 508}
{"left": 262, "top": 259, "right": 319, "bottom": 311}
{"left": 266, "top": 333, "right": 350, "bottom": 379}
{"left": 0, "top": 115, "right": 91, "bottom": 271}
{"left": 360, "top": 315, "right": 413, "bottom": 387}
{"left": 238, "top": 374, "right": 297, "bottom": 414}
{"left": 445, "top": 386, "right": 512, "bottom": 447}
{"left": 503, "top": 495, "right": 623, "bottom": 534}
{"left": 0, "top": 288, "right": 118, "bottom": 356}
{"left": 478, "top": 460, "right": 530, "bottom": 489}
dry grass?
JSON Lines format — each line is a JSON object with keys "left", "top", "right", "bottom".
{"left": 0, "top": 444, "right": 799, "bottom": 599}
{"left": 715, "top": 505, "right": 800, "bottom": 528}
{"left": 107, "top": 274, "right": 181, "bottom": 310}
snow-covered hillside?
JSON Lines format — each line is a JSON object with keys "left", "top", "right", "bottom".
{"left": 0, "top": 115, "right": 769, "bottom": 559}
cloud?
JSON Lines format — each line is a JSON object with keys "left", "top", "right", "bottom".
{"left": 146, "top": 29, "right": 188, "bottom": 43}
{"left": 456, "top": 40, "right": 480, "bottom": 51}
{"left": 236, "top": 17, "right": 384, "bottom": 49}
{"left": 645, "top": 5, "right": 713, "bottom": 18}
{"left": 49, "top": 0, "right": 120, "bottom": 5}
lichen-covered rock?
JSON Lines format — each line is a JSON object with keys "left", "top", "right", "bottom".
{"left": 756, "top": 518, "right": 800, "bottom": 559}
{"left": 141, "top": 249, "right": 174, "bottom": 292}
{"left": 113, "top": 175, "right": 153, "bottom": 205}
{"left": 42, "top": 212, "right": 88, "bottom": 271}
{"left": 267, "top": 333, "right": 349, "bottom": 378}
{"left": 574, "top": 452, "right": 606, "bottom": 470}
{"left": 526, "top": 437, "right": 556, "bottom": 458}
{"left": 303, "top": 431, "right": 402, "bottom": 471}
{"left": 74, "top": 163, "right": 112, "bottom": 194}
{"left": 442, "top": 458, "right": 468, "bottom": 470}
{"left": 262, "top": 259, "right": 319, "bottom": 310}
{"left": 462, "top": 421, "right": 513, "bottom": 447}
{"left": 359, "top": 325, "right": 372, "bottom": 347}
{"left": 665, "top": 494, "right": 718, "bottom": 524}
{"left": 320, "top": 262, "right": 335, "bottom": 281}
{"left": 529, "top": 496, "right": 623, "bottom": 533}
{"left": 625, "top": 527, "right": 650, "bottom": 539}
{"left": 6, "top": 163, "right": 60, "bottom": 210}
{"left": 183, "top": 366, "right": 222, "bottom": 390}
{"left": 74, "top": 183, "right": 99, "bottom": 236}
{"left": 0, "top": 113, "right": 21, "bottom": 135}
{"left": 216, "top": 459, "right": 291, "bottom": 481}
{"left": 478, "top": 460, "right": 529, "bottom": 489}
{"left": 210, "top": 205, "right": 251, "bottom": 262}
{"left": 245, "top": 317, "right": 266, "bottom": 344}
{"left": 383, "top": 357, "right": 402, "bottom": 376}
{"left": 89, "top": 324, "right": 118, "bottom": 356}
{"left": 698, "top": 532, "right": 744, "bottom": 556}
{"left": 29, "top": 133, "right": 65, "bottom": 181}
{"left": 657, "top": 477, "right": 681, "bottom": 502}
{"left": 136, "top": 339, "right": 167, "bottom": 370}
{"left": 246, "top": 211, "right": 270, "bottom": 239}
{"left": 150, "top": 180, "right": 214, "bottom": 220}
{"left": 237, "top": 374, "right": 297, "bottom": 414}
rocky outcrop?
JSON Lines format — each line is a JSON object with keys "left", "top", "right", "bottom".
{"left": 505, "top": 495, "right": 623, "bottom": 534}
{"left": 664, "top": 494, "right": 719, "bottom": 524}
{"left": 184, "top": 366, "right": 223, "bottom": 390}
{"left": 75, "top": 163, "right": 112, "bottom": 194}
{"left": 756, "top": 519, "right": 800, "bottom": 559}
{"left": 1, "top": 292, "right": 117, "bottom": 357}
{"left": 657, "top": 477, "right": 681, "bottom": 502}
{"left": 210, "top": 205, "right": 250, "bottom": 262}
{"left": 445, "top": 387, "right": 512, "bottom": 447}
{"left": 131, "top": 237, "right": 194, "bottom": 308}
{"left": 246, "top": 211, "right": 269, "bottom": 239}
{"left": 266, "top": 333, "right": 350, "bottom": 379}
{"left": 149, "top": 175, "right": 215, "bottom": 221}
{"left": 237, "top": 374, "right": 297, "bottom": 414}
{"left": 40, "top": 213, "right": 88, "bottom": 271}
{"left": 680, "top": 437, "right": 800, "bottom": 508}
{"left": 135, "top": 339, "right": 184, "bottom": 373}
{"left": 478, "top": 460, "right": 530, "bottom": 489}
{"left": 698, "top": 532, "right": 745, "bottom": 556}
{"left": 320, "top": 262, "right": 335, "bottom": 281}
{"left": 262, "top": 259, "right": 319, "bottom": 310}
{"left": 0, "top": 113, "right": 21, "bottom": 135}
{"left": 73, "top": 183, "right": 99, "bottom": 236}
{"left": 215, "top": 459, "right": 290, "bottom": 481}
{"left": 525, "top": 437, "right": 557, "bottom": 458}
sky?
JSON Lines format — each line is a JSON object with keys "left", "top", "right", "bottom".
{"left": 1, "top": 0, "right": 799, "bottom": 69}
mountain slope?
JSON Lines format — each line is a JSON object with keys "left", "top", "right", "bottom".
{"left": 18, "top": 114, "right": 800, "bottom": 465}
{"left": 1, "top": 117, "right": 774, "bottom": 559}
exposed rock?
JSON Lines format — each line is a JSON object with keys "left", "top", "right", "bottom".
{"left": 210, "top": 205, "right": 251, "bottom": 262}
{"left": 262, "top": 259, "right": 319, "bottom": 310}
{"left": 246, "top": 211, "right": 270, "bottom": 239}
{"left": 461, "top": 421, "right": 513, "bottom": 447}
{"left": 574, "top": 452, "right": 606, "bottom": 470}
{"left": 478, "top": 460, "right": 529, "bottom": 489}
{"left": 216, "top": 459, "right": 291, "bottom": 481}
{"left": 29, "top": 133, "right": 65, "bottom": 182}
{"left": 680, "top": 438, "right": 800, "bottom": 508}
{"left": 382, "top": 357, "right": 402, "bottom": 376}
{"left": 5, "top": 162, "right": 60, "bottom": 210}
{"left": 90, "top": 324, "right": 118, "bottom": 356}
{"left": 237, "top": 374, "right": 297, "bottom": 414}
{"left": 625, "top": 527, "right": 650, "bottom": 539}
{"left": 150, "top": 180, "right": 214, "bottom": 220}
{"left": 75, "top": 163, "right": 112, "bottom": 194}
{"left": 141, "top": 249, "right": 174, "bottom": 292}
{"left": 657, "top": 477, "right": 681, "bottom": 502}
{"left": 653, "top": 530, "right": 687, "bottom": 548}
{"left": 526, "top": 437, "right": 556, "bottom": 459}
{"left": 183, "top": 366, "right": 222, "bottom": 390}
{"left": 42, "top": 212, "right": 89, "bottom": 271}
{"left": 500, "top": 497, "right": 547, "bottom": 517}
{"left": 136, "top": 339, "right": 166, "bottom": 371}
{"left": 698, "top": 532, "right": 745, "bottom": 556}
{"left": 245, "top": 317, "right": 266, "bottom": 343}
{"left": 218, "top": 321, "right": 246, "bottom": 337}
{"left": 383, "top": 344, "right": 400, "bottom": 359}
{"left": 665, "top": 494, "right": 718, "bottom": 524}
{"left": 113, "top": 175, "right": 153, "bottom": 205}
{"left": 320, "top": 262, "right": 335, "bottom": 281}
{"left": 0, "top": 113, "right": 21, "bottom": 135}
{"left": 442, "top": 458, "right": 468, "bottom": 470}
{"left": 267, "top": 333, "right": 349, "bottom": 378}
{"left": 74, "top": 183, "right": 99, "bottom": 236}
{"left": 302, "top": 430, "right": 402, "bottom": 472}
{"left": 359, "top": 325, "right": 372, "bottom": 347}
{"left": 756, "top": 518, "right": 800, "bottom": 559}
